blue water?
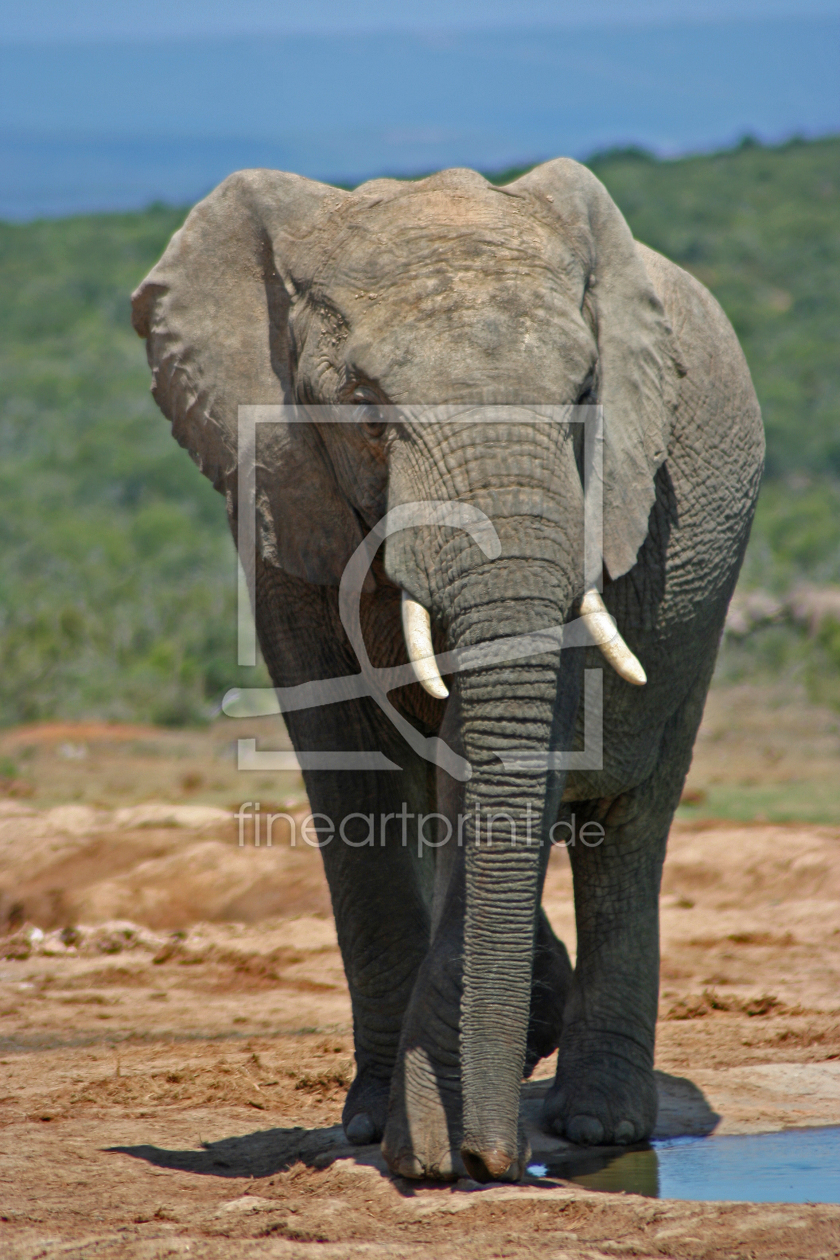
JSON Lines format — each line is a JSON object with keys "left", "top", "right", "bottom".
{"left": 1, "top": 17, "right": 838, "bottom": 218}
{"left": 527, "top": 1126, "right": 840, "bottom": 1201}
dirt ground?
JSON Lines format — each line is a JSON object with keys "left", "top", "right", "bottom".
{"left": 1, "top": 688, "right": 840, "bottom": 1258}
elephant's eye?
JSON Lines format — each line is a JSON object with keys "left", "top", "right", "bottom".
{"left": 575, "top": 369, "right": 598, "bottom": 406}
{"left": 351, "top": 390, "right": 388, "bottom": 438}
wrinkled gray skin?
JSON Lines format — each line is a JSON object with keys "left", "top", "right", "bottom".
{"left": 132, "top": 160, "right": 763, "bottom": 1183}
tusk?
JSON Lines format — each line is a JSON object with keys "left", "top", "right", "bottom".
{"left": 580, "top": 589, "right": 647, "bottom": 686}
{"left": 401, "top": 593, "right": 449, "bottom": 700}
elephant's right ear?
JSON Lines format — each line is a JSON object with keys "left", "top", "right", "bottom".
{"left": 508, "top": 159, "right": 684, "bottom": 581}
{"left": 131, "top": 169, "right": 366, "bottom": 587}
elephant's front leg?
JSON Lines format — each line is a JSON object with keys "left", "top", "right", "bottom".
{"left": 543, "top": 672, "right": 711, "bottom": 1146}
{"left": 543, "top": 790, "right": 666, "bottom": 1146}
{"left": 254, "top": 565, "right": 436, "bottom": 1146}
{"left": 299, "top": 730, "right": 434, "bottom": 1147}
{"left": 381, "top": 844, "right": 467, "bottom": 1179}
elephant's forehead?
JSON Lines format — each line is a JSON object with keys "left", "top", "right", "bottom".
{"left": 317, "top": 186, "right": 582, "bottom": 297}
{"left": 296, "top": 181, "right": 595, "bottom": 402}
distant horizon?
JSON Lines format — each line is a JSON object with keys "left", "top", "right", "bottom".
{"left": 5, "top": 132, "right": 838, "bottom": 225}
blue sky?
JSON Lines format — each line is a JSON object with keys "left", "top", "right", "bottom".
{"left": 3, "top": 0, "right": 840, "bottom": 40}
{"left": 1, "top": 2, "right": 837, "bottom": 217}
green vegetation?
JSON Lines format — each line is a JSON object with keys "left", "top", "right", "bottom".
{"left": 677, "top": 779, "right": 840, "bottom": 826}
{"left": 0, "top": 206, "right": 270, "bottom": 725}
{"left": 0, "top": 136, "right": 838, "bottom": 725}
{"left": 588, "top": 136, "right": 840, "bottom": 481}
{"left": 584, "top": 138, "right": 840, "bottom": 703}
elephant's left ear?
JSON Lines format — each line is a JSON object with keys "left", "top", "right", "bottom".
{"left": 131, "top": 169, "right": 368, "bottom": 588}
{"left": 508, "top": 158, "right": 685, "bottom": 580}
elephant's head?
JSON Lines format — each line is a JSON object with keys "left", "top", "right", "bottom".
{"left": 132, "top": 160, "right": 682, "bottom": 1180}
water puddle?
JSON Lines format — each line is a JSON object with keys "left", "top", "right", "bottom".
{"left": 527, "top": 1125, "right": 840, "bottom": 1202}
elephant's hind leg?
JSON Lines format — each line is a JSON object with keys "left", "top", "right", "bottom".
{"left": 525, "top": 908, "right": 573, "bottom": 1078}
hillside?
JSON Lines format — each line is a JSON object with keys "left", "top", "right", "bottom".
{"left": 0, "top": 205, "right": 257, "bottom": 726}
{"left": 0, "top": 136, "right": 838, "bottom": 726}
{"left": 590, "top": 137, "right": 840, "bottom": 482}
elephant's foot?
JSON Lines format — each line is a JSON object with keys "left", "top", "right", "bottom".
{"left": 382, "top": 1043, "right": 532, "bottom": 1182}
{"left": 542, "top": 1030, "right": 657, "bottom": 1146}
{"left": 381, "top": 1044, "right": 466, "bottom": 1180}
{"left": 342, "top": 1065, "right": 391, "bottom": 1146}
{"left": 381, "top": 915, "right": 469, "bottom": 1179}
{"left": 524, "top": 912, "right": 573, "bottom": 1078}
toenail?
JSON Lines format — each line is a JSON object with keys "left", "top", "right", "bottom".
{"left": 396, "top": 1156, "right": 424, "bottom": 1178}
{"left": 542, "top": 1092, "right": 566, "bottom": 1126}
{"left": 614, "top": 1120, "right": 636, "bottom": 1144}
{"left": 345, "top": 1112, "right": 376, "bottom": 1145}
{"left": 567, "top": 1114, "right": 605, "bottom": 1146}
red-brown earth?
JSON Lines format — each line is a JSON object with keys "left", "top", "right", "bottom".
{"left": 1, "top": 688, "right": 839, "bottom": 1258}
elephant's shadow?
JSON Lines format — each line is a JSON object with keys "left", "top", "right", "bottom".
{"left": 110, "top": 1070, "right": 719, "bottom": 1189}
{"left": 110, "top": 1118, "right": 378, "bottom": 1182}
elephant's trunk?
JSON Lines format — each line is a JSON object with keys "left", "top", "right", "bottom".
{"left": 385, "top": 412, "right": 584, "bottom": 1179}
{"left": 448, "top": 564, "right": 577, "bottom": 1182}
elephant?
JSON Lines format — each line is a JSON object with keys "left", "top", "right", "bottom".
{"left": 131, "top": 158, "right": 763, "bottom": 1183}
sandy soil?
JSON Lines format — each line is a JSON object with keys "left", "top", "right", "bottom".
{"left": 1, "top": 704, "right": 840, "bottom": 1258}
